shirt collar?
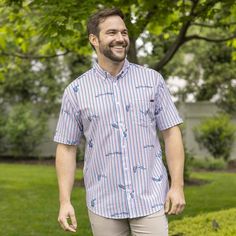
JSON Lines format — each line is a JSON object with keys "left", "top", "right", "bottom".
{"left": 93, "top": 59, "right": 130, "bottom": 81}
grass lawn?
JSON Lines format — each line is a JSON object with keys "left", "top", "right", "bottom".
{"left": 0, "top": 163, "right": 91, "bottom": 236}
{"left": 0, "top": 163, "right": 236, "bottom": 236}
{"left": 168, "top": 171, "right": 236, "bottom": 222}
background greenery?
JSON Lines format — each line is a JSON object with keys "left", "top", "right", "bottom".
{"left": 194, "top": 113, "right": 236, "bottom": 160}
{"left": 0, "top": 1, "right": 236, "bottom": 235}
{"left": 170, "top": 208, "right": 236, "bottom": 236}
{"left": 1, "top": 163, "right": 236, "bottom": 236}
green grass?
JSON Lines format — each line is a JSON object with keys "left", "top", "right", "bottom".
{"left": 0, "top": 163, "right": 236, "bottom": 236}
{"left": 169, "top": 171, "right": 236, "bottom": 222}
{"left": 0, "top": 163, "right": 91, "bottom": 236}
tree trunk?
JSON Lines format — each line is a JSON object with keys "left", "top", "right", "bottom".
{"left": 127, "top": 36, "right": 138, "bottom": 64}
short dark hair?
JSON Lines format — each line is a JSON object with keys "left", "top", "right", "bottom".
{"left": 87, "top": 8, "right": 125, "bottom": 37}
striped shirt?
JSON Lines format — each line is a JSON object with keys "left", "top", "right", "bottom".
{"left": 54, "top": 59, "right": 183, "bottom": 219}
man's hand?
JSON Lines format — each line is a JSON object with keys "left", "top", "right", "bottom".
{"left": 58, "top": 202, "right": 77, "bottom": 232}
{"left": 164, "top": 186, "right": 185, "bottom": 215}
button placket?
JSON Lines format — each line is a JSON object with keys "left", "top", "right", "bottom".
{"left": 113, "top": 80, "right": 132, "bottom": 207}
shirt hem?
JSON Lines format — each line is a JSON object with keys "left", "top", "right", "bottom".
{"left": 87, "top": 205, "right": 165, "bottom": 219}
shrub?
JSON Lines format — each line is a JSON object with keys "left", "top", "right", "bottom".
{"left": 4, "top": 103, "right": 47, "bottom": 158}
{"left": 169, "top": 208, "right": 236, "bottom": 236}
{"left": 0, "top": 106, "right": 7, "bottom": 154}
{"left": 190, "top": 157, "right": 227, "bottom": 171}
{"left": 76, "top": 136, "right": 86, "bottom": 161}
{"left": 183, "top": 147, "right": 194, "bottom": 180}
{"left": 160, "top": 126, "right": 193, "bottom": 183}
{"left": 194, "top": 113, "right": 236, "bottom": 161}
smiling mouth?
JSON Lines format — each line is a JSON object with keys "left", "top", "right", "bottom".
{"left": 110, "top": 42, "right": 127, "bottom": 48}
{"left": 111, "top": 45, "right": 127, "bottom": 51}
{"left": 113, "top": 46, "right": 125, "bottom": 50}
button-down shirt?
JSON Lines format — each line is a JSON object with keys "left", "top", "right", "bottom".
{"left": 54, "top": 59, "right": 183, "bottom": 219}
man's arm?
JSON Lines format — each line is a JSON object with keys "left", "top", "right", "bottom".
{"left": 56, "top": 143, "right": 78, "bottom": 232}
{"left": 161, "top": 125, "right": 186, "bottom": 215}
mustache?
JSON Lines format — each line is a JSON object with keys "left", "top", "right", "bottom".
{"left": 109, "top": 41, "right": 128, "bottom": 47}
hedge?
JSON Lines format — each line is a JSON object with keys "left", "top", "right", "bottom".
{"left": 169, "top": 208, "right": 236, "bottom": 236}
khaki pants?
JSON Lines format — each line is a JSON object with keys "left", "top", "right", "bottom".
{"left": 88, "top": 209, "right": 168, "bottom": 236}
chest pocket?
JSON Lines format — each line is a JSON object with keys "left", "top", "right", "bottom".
{"left": 130, "top": 100, "right": 155, "bottom": 127}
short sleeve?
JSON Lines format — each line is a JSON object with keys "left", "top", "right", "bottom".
{"left": 154, "top": 75, "right": 183, "bottom": 131}
{"left": 53, "top": 89, "right": 83, "bottom": 145}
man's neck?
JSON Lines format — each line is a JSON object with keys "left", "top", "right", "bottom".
{"left": 97, "top": 58, "right": 125, "bottom": 77}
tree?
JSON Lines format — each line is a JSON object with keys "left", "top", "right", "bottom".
{"left": 1, "top": 0, "right": 236, "bottom": 71}
{"left": 168, "top": 40, "right": 236, "bottom": 113}
{"left": 194, "top": 113, "right": 236, "bottom": 160}
{"left": 3, "top": 103, "right": 47, "bottom": 157}
{"left": 1, "top": 1, "right": 236, "bottom": 112}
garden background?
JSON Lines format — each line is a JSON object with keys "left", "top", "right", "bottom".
{"left": 0, "top": 0, "right": 236, "bottom": 235}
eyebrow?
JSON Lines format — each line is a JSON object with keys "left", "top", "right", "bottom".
{"left": 106, "top": 29, "right": 128, "bottom": 33}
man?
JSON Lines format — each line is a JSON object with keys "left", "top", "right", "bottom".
{"left": 54, "top": 8, "right": 185, "bottom": 236}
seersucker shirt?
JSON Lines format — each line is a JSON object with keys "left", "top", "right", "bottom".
{"left": 54, "top": 59, "right": 183, "bottom": 219}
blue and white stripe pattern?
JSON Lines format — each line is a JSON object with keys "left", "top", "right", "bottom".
{"left": 54, "top": 59, "right": 183, "bottom": 219}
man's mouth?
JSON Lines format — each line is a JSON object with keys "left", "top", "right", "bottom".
{"left": 110, "top": 42, "right": 127, "bottom": 49}
{"left": 110, "top": 44, "right": 127, "bottom": 53}
{"left": 112, "top": 46, "right": 125, "bottom": 49}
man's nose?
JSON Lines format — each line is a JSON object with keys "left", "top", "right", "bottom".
{"left": 115, "top": 32, "right": 125, "bottom": 41}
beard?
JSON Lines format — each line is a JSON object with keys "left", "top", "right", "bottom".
{"left": 98, "top": 40, "right": 129, "bottom": 62}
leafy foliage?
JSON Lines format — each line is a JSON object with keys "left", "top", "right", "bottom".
{"left": 166, "top": 39, "right": 236, "bottom": 113}
{"left": 3, "top": 103, "right": 47, "bottom": 157}
{"left": 190, "top": 157, "right": 227, "bottom": 171}
{"left": 194, "top": 113, "right": 236, "bottom": 160}
{"left": 1, "top": 0, "right": 236, "bottom": 66}
{"left": 0, "top": 0, "right": 92, "bottom": 114}
{"left": 0, "top": 107, "right": 7, "bottom": 154}
{"left": 1, "top": 1, "right": 236, "bottom": 106}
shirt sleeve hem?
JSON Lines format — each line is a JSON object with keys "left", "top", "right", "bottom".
{"left": 53, "top": 135, "right": 80, "bottom": 146}
{"left": 158, "top": 119, "right": 183, "bottom": 131}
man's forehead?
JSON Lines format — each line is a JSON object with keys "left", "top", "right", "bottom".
{"left": 104, "top": 27, "right": 128, "bottom": 32}
{"left": 99, "top": 16, "right": 127, "bottom": 31}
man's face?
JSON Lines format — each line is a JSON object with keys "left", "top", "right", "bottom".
{"left": 96, "top": 15, "right": 130, "bottom": 62}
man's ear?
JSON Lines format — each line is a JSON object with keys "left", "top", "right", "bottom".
{"left": 89, "top": 34, "right": 98, "bottom": 48}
